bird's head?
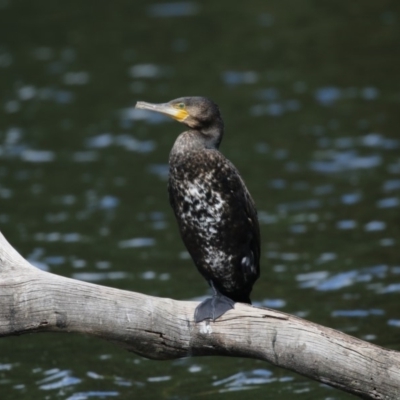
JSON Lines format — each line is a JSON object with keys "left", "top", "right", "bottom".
{"left": 136, "top": 96, "right": 223, "bottom": 132}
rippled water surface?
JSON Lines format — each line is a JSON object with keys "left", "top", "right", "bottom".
{"left": 0, "top": 1, "right": 399, "bottom": 399}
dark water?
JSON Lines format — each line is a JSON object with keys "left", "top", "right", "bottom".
{"left": 0, "top": 1, "right": 399, "bottom": 399}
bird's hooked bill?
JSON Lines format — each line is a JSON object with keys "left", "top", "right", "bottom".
{"left": 135, "top": 101, "right": 189, "bottom": 122}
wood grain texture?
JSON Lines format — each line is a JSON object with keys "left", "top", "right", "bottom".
{"left": 0, "top": 230, "right": 399, "bottom": 399}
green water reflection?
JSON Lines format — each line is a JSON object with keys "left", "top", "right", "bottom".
{"left": 0, "top": 1, "right": 399, "bottom": 399}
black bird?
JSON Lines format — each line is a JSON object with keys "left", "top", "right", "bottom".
{"left": 135, "top": 97, "right": 260, "bottom": 322}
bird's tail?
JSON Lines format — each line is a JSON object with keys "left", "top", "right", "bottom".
{"left": 230, "top": 294, "right": 252, "bottom": 304}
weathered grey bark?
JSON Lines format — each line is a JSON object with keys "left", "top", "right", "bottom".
{"left": 0, "top": 230, "right": 399, "bottom": 399}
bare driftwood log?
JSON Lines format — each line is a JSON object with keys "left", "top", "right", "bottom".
{"left": 0, "top": 230, "right": 399, "bottom": 399}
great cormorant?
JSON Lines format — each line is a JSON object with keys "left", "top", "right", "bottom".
{"left": 135, "top": 97, "right": 260, "bottom": 322}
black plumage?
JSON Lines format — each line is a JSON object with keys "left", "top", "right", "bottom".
{"left": 135, "top": 97, "right": 260, "bottom": 322}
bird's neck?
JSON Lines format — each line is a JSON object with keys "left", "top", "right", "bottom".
{"left": 170, "top": 131, "right": 220, "bottom": 159}
{"left": 170, "top": 117, "right": 224, "bottom": 157}
{"left": 198, "top": 116, "right": 224, "bottom": 149}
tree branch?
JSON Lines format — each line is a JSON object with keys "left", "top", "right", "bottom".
{"left": 0, "top": 230, "right": 399, "bottom": 399}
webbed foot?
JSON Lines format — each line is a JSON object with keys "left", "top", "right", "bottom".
{"left": 194, "top": 294, "right": 235, "bottom": 323}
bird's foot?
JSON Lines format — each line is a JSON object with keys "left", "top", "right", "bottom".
{"left": 194, "top": 294, "right": 235, "bottom": 323}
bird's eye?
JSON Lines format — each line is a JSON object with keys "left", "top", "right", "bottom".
{"left": 177, "top": 103, "right": 185, "bottom": 109}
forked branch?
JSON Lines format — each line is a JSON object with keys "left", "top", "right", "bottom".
{"left": 0, "top": 230, "right": 399, "bottom": 399}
